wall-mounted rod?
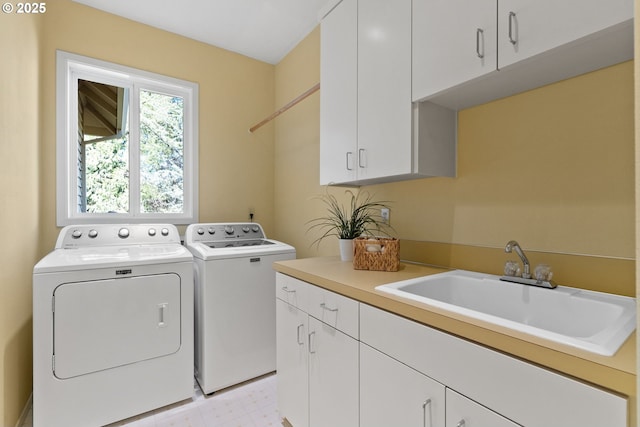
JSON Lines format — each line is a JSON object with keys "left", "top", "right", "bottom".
{"left": 249, "top": 82, "right": 320, "bottom": 133}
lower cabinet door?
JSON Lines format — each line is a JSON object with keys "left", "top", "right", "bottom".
{"left": 360, "top": 343, "right": 446, "bottom": 427}
{"left": 308, "top": 317, "right": 359, "bottom": 427}
{"left": 446, "top": 389, "right": 521, "bottom": 427}
{"left": 276, "top": 299, "right": 309, "bottom": 427}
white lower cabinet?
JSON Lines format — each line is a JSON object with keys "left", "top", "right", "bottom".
{"left": 360, "top": 303, "right": 627, "bottom": 427}
{"left": 308, "top": 317, "right": 359, "bottom": 427}
{"left": 446, "top": 389, "right": 520, "bottom": 427}
{"left": 275, "top": 273, "right": 359, "bottom": 427}
{"left": 360, "top": 343, "right": 445, "bottom": 427}
{"left": 276, "top": 298, "right": 309, "bottom": 427}
{"left": 276, "top": 274, "right": 628, "bottom": 427}
{"left": 360, "top": 341, "right": 517, "bottom": 427}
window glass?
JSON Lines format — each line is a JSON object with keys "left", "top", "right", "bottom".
{"left": 84, "top": 134, "right": 130, "bottom": 213}
{"left": 56, "top": 51, "right": 198, "bottom": 226}
{"left": 139, "top": 90, "right": 184, "bottom": 214}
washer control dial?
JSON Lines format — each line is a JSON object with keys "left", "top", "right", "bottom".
{"left": 148, "top": 228, "right": 157, "bottom": 236}
{"left": 88, "top": 229, "right": 98, "bottom": 238}
{"left": 161, "top": 228, "right": 169, "bottom": 236}
{"left": 118, "top": 228, "right": 130, "bottom": 239}
{"left": 197, "top": 228, "right": 205, "bottom": 235}
{"left": 224, "top": 226, "right": 234, "bottom": 235}
{"left": 71, "top": 229, "right": 82, "bottom": 239}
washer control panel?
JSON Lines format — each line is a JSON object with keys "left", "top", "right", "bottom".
{"left": 187, "top": 223, "right": 265, "bottom": 243}
{"left": 56, "top": 224, "right": 181, "bottom": 249}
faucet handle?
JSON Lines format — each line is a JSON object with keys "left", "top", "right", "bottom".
{"left": 504, "top": 260, "right": 521, "bottom": 277}
{"left": 534, "top": 264, "right": 553, "bottom": 282}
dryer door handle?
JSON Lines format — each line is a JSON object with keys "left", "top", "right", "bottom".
{"left": 158, "top": 303, "right": 168, "bottom": 328}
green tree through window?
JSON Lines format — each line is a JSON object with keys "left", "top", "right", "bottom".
{"left": 140, "top": 90, "right": 184, "bottom": 213}
{"left": 84, "top": 91, "right": 185, "bottom": 214}
{"left": 85, "top": 136, "right": 129, "bottom": 213}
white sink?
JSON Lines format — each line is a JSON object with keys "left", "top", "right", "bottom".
{"left": 376, "top": 270, "right": 636, "bottom": 356}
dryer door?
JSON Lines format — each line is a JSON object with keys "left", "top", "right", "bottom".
{"left": 53, "top": 273, "right": 181, "bottom": 379}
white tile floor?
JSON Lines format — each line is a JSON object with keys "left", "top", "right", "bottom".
{"left": 21, "top": 374, "right": 282, "bottom": 427}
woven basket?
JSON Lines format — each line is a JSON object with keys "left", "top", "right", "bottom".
{"left": 353, "top": 237, "right": 400, "bottom": 272}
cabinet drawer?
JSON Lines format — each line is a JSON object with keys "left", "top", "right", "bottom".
{"left": 307, "top": 284, "right": 359, "bottom": 339}
{"left": 275, "top": 273, "right": 310, "bottom": 312}
{"left": 446, "top": 389, "right": 521, "bottom": 427}
{"left": 360, "top": 304, "right": 627, "bottom": 427}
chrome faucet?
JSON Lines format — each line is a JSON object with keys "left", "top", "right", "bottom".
{"left": 501, "top": 240, "right": 556, "bottom": 289}
{"left": 504, "top": 240, "right": 531, "bottom": 279}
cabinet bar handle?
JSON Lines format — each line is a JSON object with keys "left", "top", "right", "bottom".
{"left": 281, "top": 286, "right": 296, "bottom": 294}
{"left": 358, "top": 148, "right": 366, "bottom": 168}
{"left": 296, "top": 324, "right": 304, "bottom": 345}
{"left": 308, "top": 331, "right": 316, "bottom": 354}
{"left": 320, "top": 302, "right": 338, "bottom": 312}
{"left": 476, "top": 28, "right": 484, "bottom": 59}
{"left": 422, "top": 398, "right": 432, "bottom": 427}
{"left": 508, "top": 11, "right": 517, "bottom": 45}
{"left": 346, "top": 152, "right": 353, "bottom": 170}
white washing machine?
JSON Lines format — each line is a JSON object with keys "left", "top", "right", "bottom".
{"left": 33, "top": 224, "right": 194, "bottom": 427}
{"left": 185, "top": 222, "right": 295, "bottom": 394}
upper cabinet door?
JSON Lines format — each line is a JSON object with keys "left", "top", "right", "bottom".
{"left": 357, "top": 0, "right": 413, "bottom": 181}
{"left": 320, "top": 0, "right": 358, "bottom": 185}
{"left": 412, "top": 0, "right": 497, "bottom": 102}
{"left": 497, "top": 0, "right": 633, "bottom": 69}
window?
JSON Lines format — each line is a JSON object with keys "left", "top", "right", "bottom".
{"left": 56, "top": 51, "right": 198, "bottom": 226}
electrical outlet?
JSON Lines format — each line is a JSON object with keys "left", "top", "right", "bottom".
{"left": 380, "top": 208, "right": 390, "bottom": 224}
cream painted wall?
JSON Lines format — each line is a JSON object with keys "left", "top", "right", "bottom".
{"left": 273, "top": 27, "right": 370, "bottom": 258}
{"left": 38, "top": 0, "right": 277, "bottom": 252}
{"left": 371, "top": 61, "right": 634, "bottom": 258}
{"left": 0, "top": 12, "right": 42, "bottom": 427}
{"left": 273, "top": 27, "right": 335, "bottom": 256}
{"left": 275, "top": 28, "right": 635, "bottom": 262}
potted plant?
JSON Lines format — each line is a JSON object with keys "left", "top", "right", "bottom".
{"left": 307, "top": 188, "right": 392, "bottom": 261}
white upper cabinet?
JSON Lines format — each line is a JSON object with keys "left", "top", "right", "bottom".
{"left": 498, "top": 0, "right": 633, "bottom": 69}
{"left": 356, "top": 0, "right": 413, "bottom": 182}
{"left": 412, "top": 0, "right": 497, "bottom": 102}
{"left": 413, "top": 0, "right": 633, "bottom": 109}
{"left": 320, "top": 0, "right": 456, "bottom": 186}
{"left": 320, "top": 0, "right": 358, "bottom": 185}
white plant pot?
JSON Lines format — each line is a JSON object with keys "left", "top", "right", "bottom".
{"left": 339, "top": 239, "right": 354, "bottom": 261}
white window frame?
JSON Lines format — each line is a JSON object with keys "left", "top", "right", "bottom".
{"left": 56, "top": 50, "right": 199, "bottom": 226}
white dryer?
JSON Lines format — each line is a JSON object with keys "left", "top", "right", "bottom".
{"left": 185, "top": 223, "right": 295, "bottom": 394}
{"left": 33, "top": 224, "right": 194, "bottom": 427}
